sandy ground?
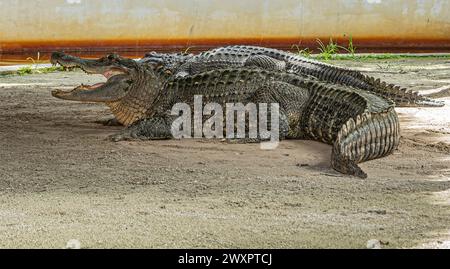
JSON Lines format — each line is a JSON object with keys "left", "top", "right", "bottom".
{"left": 0, "top": 58, "right": 449, "bottom": 249}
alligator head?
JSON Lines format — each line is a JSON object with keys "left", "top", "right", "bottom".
{"left": 51, "top": 52, "right": 163, "bottom": 126}
{"left": 139, "top": 51, "right": 193, "bottom": 72}
{"left": 51, "top": 52, "right": 137, "bottom": 102}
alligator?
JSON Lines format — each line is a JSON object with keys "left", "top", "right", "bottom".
{"left": 142, "top": 45, "right": 444, "bottom": 108}
{"left": 50, "top": 46, "right": 443, "bottom": 127}
{"left": 51, "top": 52, "right": 166, "bottom": 126}
{"left": 51, "top": 53, "right": 400, "bottom": 178}
{"left": 139, "top": 51, "right": 193, "bottom": 72}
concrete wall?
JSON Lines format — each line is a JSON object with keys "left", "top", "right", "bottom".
{"left": 1, "top": 0, "right": 449, "bottom": 52}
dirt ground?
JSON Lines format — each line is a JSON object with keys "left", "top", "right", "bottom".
{"left": 0, "top": 58, "right": 449, "bottom": 249}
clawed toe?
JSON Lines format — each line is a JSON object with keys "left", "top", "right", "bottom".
{"left": 109, "top": 131, "right": 137, "bottom": 142}
{"left": 224, "top": 138, "right": 262, "bottom": 144}
{"left": 109, "top": 134, "right": 127, "bottom": 142}
{"left": 95, "top": 117, "right": 122, "bottom": 126}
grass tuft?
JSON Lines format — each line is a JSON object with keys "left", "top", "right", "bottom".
{"left": 17, "top": 66, "right": 33, "bottom": 76}
{"left": 340, "top": 34, "right": 357, "bottom": 56}
{"left": 291, "top": 44, "right": 312, "bottom": 57}
{"left": 316, "top": 38, "right": 340, "bottom": 60}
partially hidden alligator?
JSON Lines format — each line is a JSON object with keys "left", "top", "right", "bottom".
{"left": 142, "top": 45, "right": 444, "bottom": 108}
{"left": 50, "top": 46, "right": 444, "bottom": 127}
{"left": 51, "top": 53, "right": 400, "bottom": 178}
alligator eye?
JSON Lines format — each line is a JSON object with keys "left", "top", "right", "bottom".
{"left": 107, "top": 54, "right": 119, "bottom": 61}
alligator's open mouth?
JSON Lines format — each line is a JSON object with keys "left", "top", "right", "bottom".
{"left": 50, "top": 52, "right": 132, "bottom": 102}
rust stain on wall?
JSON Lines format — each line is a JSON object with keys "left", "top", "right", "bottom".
{"left": 1, "top": 0, "right": 450, "bottom": 61}
{"left": 2, "top": 37, "right": 450, "bottom": 53}
{"left": 2, "top": 36, "right": 450, "bottom": 66}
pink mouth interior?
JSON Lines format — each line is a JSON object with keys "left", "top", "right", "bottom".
{"left": 102, "top": 69, "right": 124, "bottom": 79}
{"left": 103, "top": 70, "right": 114, "bottom": 79}
{"left": 88, "top": 82, "right": 105, "bottom": 89}
{"left": 81, "top": 70, "right": 124, "bottom": 89}
{"left": 68, "top": 68, "right": 126, "bottom": 91}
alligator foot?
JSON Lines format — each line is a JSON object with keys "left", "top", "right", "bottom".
{"left": 109, "top": 130, "right": 137, "bottom": 142}
{"left": 109, "top": 116, "right": 173, "bottom": 142}
{"left": 109, "top": 131, "right": 172, "bottom": 142}
{"left": 224, "top": 138, "right": 262, "bottom": 144}
{"left": 95, "top": 116, "right": 122, "bottom": 126}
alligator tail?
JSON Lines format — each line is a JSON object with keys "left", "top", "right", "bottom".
{"left": 331, "top": 108, "right": 400, "bottom": 178}
{"left": 288, "top": 56, "right": 444, "bottom": 107}
{"left": 293, "top": 78, "right": 401, "bottom": 178}
{"left": 307, "top": 65, "right": 445, "bottom": 107}
{"left": 361, "top": 75, "right": 445, "bottom": 107}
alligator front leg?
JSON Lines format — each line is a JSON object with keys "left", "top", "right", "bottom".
{"left": 110, "top": 115, "right": 173, "bottom": 142}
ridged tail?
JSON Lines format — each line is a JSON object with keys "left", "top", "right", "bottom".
{"left": 331, "top": 109, "right": 400, "bottom": 178}
{"left": 296, "top": 80, "right": 401, "bottom": 178}
{"left": 288, "top": 61, "right": 445, "bottom": 108}
{"left": 236, "top": 45, "right": 445, "bottom": 107}
{"left": 359, "top": 75, "right": 445, "bottom": 107}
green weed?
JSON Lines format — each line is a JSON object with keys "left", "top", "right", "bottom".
{"left": 13, "top": 52, "right": 67, "bottom": 75}
{"left": 17, "top": 66, "right": 33, "bottom": 76}
{"left": 316, "top": 38, "right": 340, "bottom": 60}
{"left": 291, "top": 44, "right": 312, "bottom": 58}
{"left": 340, "top": 34, "right": 357, "bottom": 56}
{"left": 39, "top": 66, "right": 65, "bottom": 73}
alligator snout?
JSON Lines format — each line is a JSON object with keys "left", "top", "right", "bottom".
{"left": 50, "top": 51, "right": 81, "bottom": 68}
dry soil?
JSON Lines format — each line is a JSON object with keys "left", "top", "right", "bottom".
{"left": 0, "top": 58, "right": 449, "bottom": 248}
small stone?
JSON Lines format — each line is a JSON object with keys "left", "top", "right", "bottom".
{"left": 368, "top": 209, "right": 387, "bottom": 215}
{"left": 65, "top": 239, "right": 81, "bottom": 249}
{"left": 366, "top": 239, "right": 382, "bottom": 249}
